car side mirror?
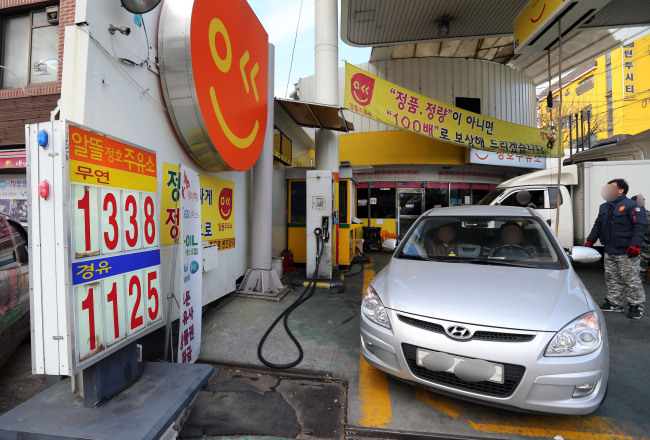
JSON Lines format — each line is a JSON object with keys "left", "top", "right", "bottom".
{"left": 570, "top": 246, "right": 601, "bottom": 264}
{"left": 382, "top": 238, "right": 398, "bottom": 252}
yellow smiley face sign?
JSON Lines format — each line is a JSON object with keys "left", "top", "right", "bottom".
{"left": 159, "top": 0, "right": 269, "bottom": 171}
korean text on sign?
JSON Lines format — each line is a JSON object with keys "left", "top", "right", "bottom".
{"left": 68, "top": 123, "right": 162, "bottom": 366}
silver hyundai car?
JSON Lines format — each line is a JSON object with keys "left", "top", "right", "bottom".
{"left": 361, "top": 205, "right": 608, "bottom": 415}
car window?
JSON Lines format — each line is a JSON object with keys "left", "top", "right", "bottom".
{"left": 7, "top": 220, "right": 27, "bottom": 264}
{"left": 398, "top": 215, "right": 564, "bottom": 269}
{"left": 499, "top": 190, "right": 545, "bottom": 208}
{"left": 0, "top": 218, "right": 19, "bottom": 269}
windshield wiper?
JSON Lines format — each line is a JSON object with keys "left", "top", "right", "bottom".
{"left": 398, "top": 253, "right": 435, "bottom": 261}
{"left": 461, "top": 258, "right": 539, "bottom": 268}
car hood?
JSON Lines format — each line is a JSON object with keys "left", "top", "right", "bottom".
{"left": 373, "top": 258, "right": 590, "bottom": 332}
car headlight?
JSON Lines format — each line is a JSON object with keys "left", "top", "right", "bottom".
{"left": 362, "top": 285, "right": 391, "bottom": 329}
{"left": 545, "top": 312, "right": 602, "bottom": 357}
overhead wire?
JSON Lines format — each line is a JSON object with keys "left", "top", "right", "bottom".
{"left": 0, "top": 65, "right": 36, "bottom": 97}
{"left": 284, "top": 0, "right": 304, "bottom": 99}
{"left": 75, "top": 23, "right": 168, "bottom": 113}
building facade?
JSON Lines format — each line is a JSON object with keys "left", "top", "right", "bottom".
{"left": 539, "top": 35, "right": 650, "bottom": 152}
{"left": 296, "top": 57, "right": 542, "bottom": 237}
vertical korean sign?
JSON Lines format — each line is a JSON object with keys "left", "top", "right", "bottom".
{"left": 161, "top": 163, "right": 235, "bottom": 250}
{"left": 623, "top": 43, "right": 635, "bottom": 100}
{"left": 178, "top": 165, "right": 202, "bottom": 364}
{"left": 68, "top": 123, "right": 162, "bottom": 369}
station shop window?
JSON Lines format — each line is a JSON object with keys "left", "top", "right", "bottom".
{"left": 289, "top": 180, "right": 306, "bottom": 223}
{"left": 339, "top": 181, "right": 348, "bottom": 224}
{"left": 471, "top": 185, "right": 491, "bottom": 206}
{"left": 370, "top": 188, "right": 396, "bottom": 219}
{"left": 424, "top": 186, "right": 449, "bottom": 210}
{"left": 1, "top": 9, "right": 59, "bottom": 88}
{"left": 450, "top": 184, "right": 471, "bottom": 206}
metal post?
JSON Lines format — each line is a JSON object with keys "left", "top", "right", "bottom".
{"left": 312, "top": 0, "right": 339, "bottom": 279}
{"left": 569, "top": 116, "right": 573, "bottom": 157}
{"left": 314, "top": 0, "right": 340, "bottom": 173}
{"left": 580, "top": 111, "right": 584, "bottom": 152}
{"left": 575, "top": 113, "right": 579, "bottom": 152}
{"left": 587, "top": 111, "right": 591, "bottom": 148}
{"left": 554, "top": 18, "right": 563, "bottom": 236}
{"left": 239, "top": 44, "right": 286, "bottom": 297}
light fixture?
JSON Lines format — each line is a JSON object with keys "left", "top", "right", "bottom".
{"left": 438, "top": 16, "right": 451, "bottom": 38}
{"left": 120, "top": 0, "right": 162, "bottom": 14}
{"left": 108, "top": 24, "right": 131, "bottom": 35}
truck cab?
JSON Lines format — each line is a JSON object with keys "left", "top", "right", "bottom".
{"left": 478, "top": 166, "right": 577, "bottom": 249}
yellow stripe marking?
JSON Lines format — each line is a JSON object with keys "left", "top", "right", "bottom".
{"left": 417, "top": 387, "right": 646, "bottom": 439}
{"left": 357, "top": 258, "right": 393, "bottom": 427}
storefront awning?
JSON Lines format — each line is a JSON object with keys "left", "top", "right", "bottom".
{"left": 0, "top": 150, "right": 26, "bottom": 169}
{"left": 276, "top": 99, "right": 354, "bottom": 132}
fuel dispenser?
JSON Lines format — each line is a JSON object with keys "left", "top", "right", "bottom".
{"left": 306, "top": 170, "right": 333, "bottom": 278}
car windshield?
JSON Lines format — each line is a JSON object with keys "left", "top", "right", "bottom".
{"left": 397, "top": 215, "right": 564, "bottom": 269}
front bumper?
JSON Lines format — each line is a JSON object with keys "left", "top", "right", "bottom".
{"left": 360, "top": 310, "right": 609, "bottom": 415}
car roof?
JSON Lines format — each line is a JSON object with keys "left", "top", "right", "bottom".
{"left": 423, "top": 205, "right": 537, "bottom": 218}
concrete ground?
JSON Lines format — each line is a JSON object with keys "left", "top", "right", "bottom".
{"left": 197, "top": 253, "right": 650, "bottom": 440}
{"left": 1, "top": 254, "right": 648, "bottom": 439}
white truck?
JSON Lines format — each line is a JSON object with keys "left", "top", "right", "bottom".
{"left": 478, "top": 160, "right": 650, "bottom": 250}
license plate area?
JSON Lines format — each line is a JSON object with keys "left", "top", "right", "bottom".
{"left": 416, "top": 348, "right": 504, "bottom": 384}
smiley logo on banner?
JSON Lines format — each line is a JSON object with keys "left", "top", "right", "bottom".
{"left": 219, "top": 187, "right": 233, "bottom": 220}
{"left": 159, "top": 0, "right": 269, "bottom": 172}
{"left": 351, "top": 72, "right": 375, "bottom": 106}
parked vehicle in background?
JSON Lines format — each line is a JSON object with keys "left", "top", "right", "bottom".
{"left": 0, "top": 214, "right": 29, "bottom": 367}
{"left": 478, "top": 161, "right": 650, "bottom": 250}
{"left": 479, "top": 129, "right": 650, "bottom": 250}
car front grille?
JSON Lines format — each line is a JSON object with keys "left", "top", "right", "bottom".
{"left": 397, "top": 315, "right": 535, "bottom": 342}
{"left": 402, "top": 343, "right": 526, "bottom": 398}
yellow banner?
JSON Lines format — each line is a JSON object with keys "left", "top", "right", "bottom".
{"left": 160, "top": 163, "right": 235, "bottom": 246}
{"left": 70, "top": 160, "right": 157, "bottom": 192}
{"left": 344, "top": 63, "right": 558, "bottom": 157}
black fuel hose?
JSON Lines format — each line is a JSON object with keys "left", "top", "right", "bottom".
{"left": 257, "top": 229, "right": 325, "bottom": 369}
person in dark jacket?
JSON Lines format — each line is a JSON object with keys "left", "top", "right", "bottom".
{"left": 586, "top": 179, "right": 647, "bottom": 319}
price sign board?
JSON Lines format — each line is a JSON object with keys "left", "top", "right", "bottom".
{"left": 28, "top": 121, "right": 163, "bottom": 375}
{"left": 68, "top": 123, "right": 163, "bottom": 368}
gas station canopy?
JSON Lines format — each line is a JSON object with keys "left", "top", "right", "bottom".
{"left": 276, "top": 99, "right": 355, "bottom": 132}
{"left": 342, "top": 0, "right": 650, "bottom": 84}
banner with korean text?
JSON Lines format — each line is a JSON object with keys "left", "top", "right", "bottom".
{"left": 68, "top": 123, "right": 162, "bottom": 369}
{"left": 178, "top": 165, "right": 202, "bottom": 364}
{"left": 161, "top": 163, "right": 235, "bottom": 250}
{"left": 344, "top": 63, "right": 559, "bottom": 157}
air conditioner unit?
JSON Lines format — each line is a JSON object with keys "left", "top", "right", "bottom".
{"left": 46, "top": 5, "right": 59, "bottom": 25}
{"left": 514, "top": 0, "right": 613, "bottom": 54}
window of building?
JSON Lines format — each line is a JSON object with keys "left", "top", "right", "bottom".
{"left": 455, "top": 97, "right": 481, "bottom": 114}
{"left": 450, "top": 184, "right": 471, "bottom": 206}
{"left": 424, "top": 185, "right": 449, "bottom": 210}
{"left": 289, "top": 180, "right": 306, "bottom": 224}
{"left": 370, "top": 187, "right": 396, "bottom": 219}
{"left": 1, "top": 9, "right": 59, "bottom": 89}
{"left": 576, "top": 75, "right": 594, "bottom": 96}
{"left": 339, "top": 181, "right": 348, "bottom": 224}
{"left": 273, "top": 127, "right": 292, "bottom": 165}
